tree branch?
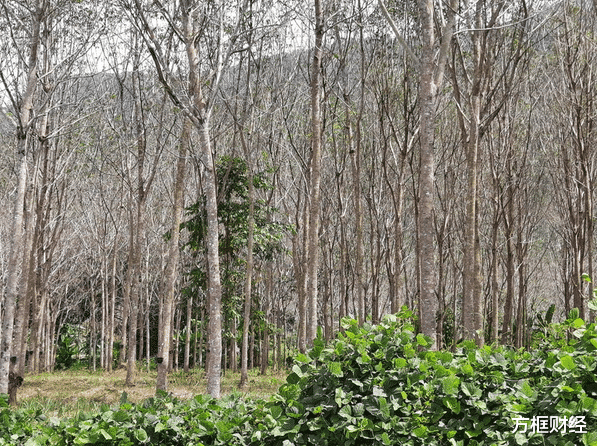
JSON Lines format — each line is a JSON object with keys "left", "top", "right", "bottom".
{"left": 377, "top": 0, "right": 420, "bottom": 66}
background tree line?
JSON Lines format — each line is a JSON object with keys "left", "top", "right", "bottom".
{"left": 0, "top": 0, "right": 596, "bottom": 398}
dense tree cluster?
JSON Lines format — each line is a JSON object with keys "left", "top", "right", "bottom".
{"left": 1, "top": 0, "right": 596, "bottom": 398}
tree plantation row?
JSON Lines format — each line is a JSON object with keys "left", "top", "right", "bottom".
{"left": 1, "top": 0, "right": 596, "bottom": 399}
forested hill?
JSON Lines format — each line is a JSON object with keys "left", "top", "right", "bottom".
{"left": 0, "top": 0, "right": 596, "bottom": 395}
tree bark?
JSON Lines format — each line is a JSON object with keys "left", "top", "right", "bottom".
{"left": 184, "top": 296, "right": 193, "bottom": 373}
{"left": 240, "top": 129, "right": 255, "bottom": 388}
{"left": 416, "top": 0, "right": 457, "bottom": 349}
{"left": 305, "top": 0, "right": 324, "bottom": 346}
{"left": 0, "top": 0, "right": 43, "bottom": 395}
{"left": 157, "top": 117, "right": 189, "bottom": 392}
{"left": 126, "top": 52, "right": 148, "bottom": 386}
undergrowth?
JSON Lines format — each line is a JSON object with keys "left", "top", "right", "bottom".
{"left": 2, "top": 308, "right": 596, "bottom": 445}
{"left": 258, "top": 309, "right": 597, "bottom": 445}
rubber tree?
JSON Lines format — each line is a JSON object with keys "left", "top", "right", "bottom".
{"left": 124, "top": 0, "right": 257, "bottom": 397}
{"left": 0, "top": 0, "right": 45, "bottom": 396}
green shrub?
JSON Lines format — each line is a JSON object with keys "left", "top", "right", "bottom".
{"left": 2, "top": 308, "right": 597, "bottom": 446}
{"left": 256, "top": 308, "right": 597, "bottom": 446}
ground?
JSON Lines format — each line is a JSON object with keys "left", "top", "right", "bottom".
{"left": 16, "top": 367, "right": 286, "bottom": 417}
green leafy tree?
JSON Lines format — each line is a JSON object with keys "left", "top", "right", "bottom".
{"left": 180, "top": 155, "right": 292, "bottom": 369}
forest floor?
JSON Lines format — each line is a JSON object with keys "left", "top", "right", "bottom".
{"left": 16, "top": 367, "right": 287, "bottom": 417}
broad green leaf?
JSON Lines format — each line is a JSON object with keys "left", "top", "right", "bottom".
{"left": 580, "top": 395, "right": 597, "bottom": 415}
{"left": 461, "top": 363, "right": 474, "bottom": 375}
{"left": 98, "top": 429, "right": 112, "bottom": 440}
{"left": 373, "top": 386, "right": 386, "bottom": 397}
{"left": 461, "top": 382, "right": 481, "bottom": 398}
{"left": 514, "top": 432, "right": 528, "bottom": 445}
{"left": 442, "top": 375, "right": 461, "bottom": 396}
{"left": 272, "top": 419, "right": 298, "bottom": 436}
{"left": 286, "top": 372, "right": 300, "bottom": 385}
{"left": 380, "top": 432, "right": 392, "bottom": 445}
{"left": 443, "top": 397, "right": 461, "bottom": 414}
{"left": 134, "top": 428, "right": 148, "bottom": 443}
{"left": 582, "top": 431, "right": 597, "bottom": 446}
{"left": 357, "top": 353, "right": 371, "bottom": 364}
{"left": 295, "top": 353, "right": 310, "bottom": 363}
{"left": 269, "top": 405, "right": 283, "bottom": 420}
{"left": 287, "top": 401, "right": 305, "bottom": 418}
{"left": 416, "top": 333, "right": 429, "bottom": 346}
{"left": 379, "top": 397, "right": 391, "bottom": 420}
{"left": 291, "top": 364, "right": 304, "bottom": 377}
{"left": 413, "top": 426, "right": 428, "bottom": 438}
{"left": 353, "top": 402, "right": 365, "bottom": 417}
{"left": 329, "top": 361, "right": 343, "bottom": 377}
{"left": 572, "top": 318, "right": 585, "bottom": 329}
{"left": 519, "top": 380, "right": 535, "bottom": 398}
{"left": 338, "top": 405, "right": 353, "bottom": 420}
{"left": 393, "top": 357, "right": 407, "bottom": 368}
{"left": 335, "top": 387, "right": 347, "bottom": 406}
{"left": 465, "top": 429, "right": 482, "bottom": 438}
{"left": 438, "top": 351, "right": 453, "bottom": 363}
{"left": 560, "top": 354, "right": 576, "bottom": 370}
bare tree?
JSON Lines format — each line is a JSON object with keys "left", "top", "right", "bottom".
{"left": 0, "top": 0, "right": 45, "bottom": 396}
{"left": 304, "top": 0, "right": 325, "bottom": 346}
{"left": 157, "top": 118, "right": 190, "bottom": 392}
{"left": 414, "top": 0, "right": 457, "bottom": 348}
{"left": 123, "top": 0, "right": 261, "bottom": 397}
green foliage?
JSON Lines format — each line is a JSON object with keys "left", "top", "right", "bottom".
{"left": 256, "top": 308, "right": 597, "bottom": 445}
{"left": 55, "top": 324, "right": 87, "bottom": 370}
{"left": 1, "top": 393, "right": 264, "bottom": 445}
{"left": 181, "top": 155, "right": 291, "bottom": 263}
{"left": 179, "top": 155, "right": 293, "bottom": 348}
{"left": 4, "top": 311, "right": 597, "bottom": 445}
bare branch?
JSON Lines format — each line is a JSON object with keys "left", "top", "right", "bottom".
{"left": 377, "top": 0, "right": 420, "bottom": 66}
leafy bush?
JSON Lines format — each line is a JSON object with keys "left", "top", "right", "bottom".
{"left": 0, "top": 391, "right": 264, "bottom": 446}
{"left": 2, "top": 309, "right": 597, "bottom": 445}
{"left": 55, "top": 324, "right": 86, "bottom": 371}
{"left": 256, "top": 309, "right": 597, "bottom": 446}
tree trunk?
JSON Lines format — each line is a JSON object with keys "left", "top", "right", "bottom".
{"left": 417, "top": 0, "right": 439, "bottom": 349}
{"left": 240, "top": 131, "right": 255, "bottom": 388}
{"left": 261, "top": 285, "right": 270, "bottom": 376}
{"left": 1, "top": 151, "right": 29, "bottom": 395}
{"left": 13, "top": 185, "right": 36, "bottom": 378}
{"left": 462, "top": 93, "right": 482, "bottom": 344}
{"left": 119, "top": 216, "right": 133, "bottom": 367}
{"left": 198, "top": 120, "right": 223, "bottom": 396}
{"left": 126, "top": 53, "right": 147, "bottom": 386}
{"left": 174, "top": 307, "right": 182, "bottom": 370}
{"left": 108, "top": 249, "right": 117, "bottom": 371}
{"left": 305, "top": 0, "right": 324, "bottom": 347}
{"left": 501, "top": 159, "right": 515, "bottom": 345}
{"left": 292, "top": 217, "right": 308, "bottom": 353}
{"left": 490, "top": 210, "right": 500, "bottom": 344}
{"left": 351, "top": 118, "right": 365, "bottom": 325}
{"left": 184, "top": 296, "right": 193, "bottom": 373}
{"left": 175, "top": 5, "right": 224, "bottom": 399}
{"left": 416, "top": 0, "right": 457, "bottom": 349}
{"left": 157, "top": 118, "right": 189, "bottom": 391}
{"left": 0, "top": 0, "right": 43, "bottom": 393}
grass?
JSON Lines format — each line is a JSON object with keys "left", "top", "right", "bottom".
{"left": 17, "top": 366, "right": 288, "bottom": 417}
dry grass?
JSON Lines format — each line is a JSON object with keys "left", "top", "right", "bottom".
{"left": 16, "top": 367, "right": 287, "bottom": 417}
